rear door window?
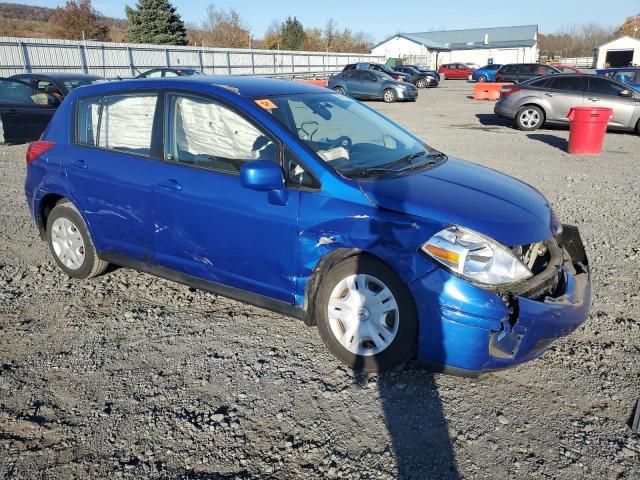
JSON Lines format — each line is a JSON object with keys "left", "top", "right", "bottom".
{"left": 0, "top": 79, "right": 51, "bottom": 105}
{"left": 98, "top": 93, "right": 158, "bottom": 156}
{"left": 165, "top": 93, "right": 276, "bottom": 174}
{"left": 548, "top": 76, "right": 584, "bottom": 92}
{"left": 587, "top": 77, "right": 627, "bottom": 96}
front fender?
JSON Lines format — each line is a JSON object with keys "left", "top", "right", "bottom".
{"left": 294, "top": 191, "right": 445, "bottom": 310}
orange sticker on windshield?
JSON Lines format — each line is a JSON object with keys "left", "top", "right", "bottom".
{"left": 255, "top": 99, "right": 278, "bottom": 110}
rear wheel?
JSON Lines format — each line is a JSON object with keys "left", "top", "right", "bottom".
{"left": 416, "top": 79, "right": 427, "bottom": 88}
{"left": 46, "top": 200, "right": 108, "bottom": 279}
{"left": 478, "top": 74, "right": 488, "bottom": 82}
{"left": 383, "top": 88, "right": 397, "bottom": 103}
{"left": 315, "top": 256, "right": 418, "bottom": 372}
{"left": 516, "top": 105, "right": 544, "bottom": 131}
{"left": 333, "top": 86, "right": 346, "bottom": 96}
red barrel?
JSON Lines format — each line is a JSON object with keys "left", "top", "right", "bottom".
{"left": 567, "top": 107, "right": 614, "bottom": 155}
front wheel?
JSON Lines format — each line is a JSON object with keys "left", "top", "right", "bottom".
{"left": 382, "top": 88, "right": 397, "bottom": 103}
{"left": 333, "top": 86, "right": 346, "bottom": 96}
{"left": 315, "top": 256, "right": 418, "bottom": 372}
{"left": 478, "top": 74, "right": 488, "bottom": 82}
{"left": 416, "top": 79, "right": 427, "bottom": 88}
{"left": 516, "top": 105, "right": 544, "bottom": 131}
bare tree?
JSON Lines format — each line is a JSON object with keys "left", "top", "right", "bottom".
{"left": 201, "top": 4, "right": 250, "bottom": 48}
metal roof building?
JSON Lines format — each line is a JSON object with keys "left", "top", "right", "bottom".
{"left": 370, "top": 25, "right": 539, "bottom": 68}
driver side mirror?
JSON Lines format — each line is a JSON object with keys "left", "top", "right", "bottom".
{"left": 619, "top": 89, "right": 633, "bottom": 98}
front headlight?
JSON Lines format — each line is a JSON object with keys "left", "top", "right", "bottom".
{"left": 421, "top": 226, "right": 533, "bottom": 286}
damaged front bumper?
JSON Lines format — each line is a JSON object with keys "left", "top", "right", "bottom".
{"left": 410, "top": 225, "right": 592, "bottom": 377}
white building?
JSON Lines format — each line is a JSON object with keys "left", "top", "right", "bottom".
{"left": 370, "top": 25, "right": 539, "bottom": 69}
{"left": 594, "top": 36, "right": 640, "bottom": 68}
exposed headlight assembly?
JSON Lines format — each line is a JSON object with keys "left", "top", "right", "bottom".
{"left": 421, "top": 226, "right": 533, "bottom": 286}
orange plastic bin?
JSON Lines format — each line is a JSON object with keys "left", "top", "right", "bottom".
{"left": 567, "top": 107, "right": 614, "bottom": 155}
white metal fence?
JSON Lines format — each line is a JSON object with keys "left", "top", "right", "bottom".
{"left": 0, "top": 36, "right": 385, "bottom": 78}
{"left": 559, "top": 57, "right": 595, "bottom": 68}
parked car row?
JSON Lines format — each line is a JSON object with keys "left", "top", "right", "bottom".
{"left": 328, "top": 62, "right": 443, "bottom": 103}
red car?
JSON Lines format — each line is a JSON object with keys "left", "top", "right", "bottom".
{"left": 437, "top": 62, "right": 476, "bottom": 79}
{"left": 554, "top": 65, "right": 582, "bottom": 74}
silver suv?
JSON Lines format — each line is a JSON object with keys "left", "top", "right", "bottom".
{"left": 494, "top": 74, "right": 640, "bottom": 133}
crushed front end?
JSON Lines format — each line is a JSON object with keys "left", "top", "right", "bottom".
{"left": 410, "top": 225, "right": 591, "bottom": 377}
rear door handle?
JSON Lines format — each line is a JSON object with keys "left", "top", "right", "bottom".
{"left": 71, "top": 159, "right": 87, "bottom": 169}
{"left": 588, "top": 97, "right": 599, "bottom": 102}
{"left": 545, "top": 93, "right": 554, "bottom": 97}
{"left": 158, "top": 179, "right": 182, "bottom": 192}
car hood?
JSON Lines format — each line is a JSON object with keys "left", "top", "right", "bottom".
{"left": 358, "top": 157, "right": 556, "bottom": 246}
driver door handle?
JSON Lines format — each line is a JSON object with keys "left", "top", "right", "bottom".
{"left": 588, "top": 97, "right": 599, "bottom": 102}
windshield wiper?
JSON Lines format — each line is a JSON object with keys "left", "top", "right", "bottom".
{"left": 344, "top": 151, "right": 447, "bottom": 178}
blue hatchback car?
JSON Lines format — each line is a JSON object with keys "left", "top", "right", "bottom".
{"left": 471, "top": 64, "right": 503, "bottom": 82}
{"left": 25, "top": 76, "right": 591, "bottom": 375}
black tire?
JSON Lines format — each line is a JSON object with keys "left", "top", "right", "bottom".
{"left": 382, "top": 88, "right": 397, "bottom": 103}
{"left": 636, "top": 119, "right": 640, "bottom": 135}
{"left": 478, "top": 74, "right": 488, "bottom": 82}
{"left": 515, "top": 105, "right": 545, "bottom": 131}
{"left": 315, "top": 256, "right": 418, "bottom": 373}
{"left": 46, "top": 200, "right": 108, "bottom": 279}
{"left": 333, "top": 86, "right": 346, "bottom": 96}
{"left": 416, "top": 79, "right": 427, "bottom": 88}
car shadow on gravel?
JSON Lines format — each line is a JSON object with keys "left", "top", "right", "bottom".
{"left": 350, "top": 361, "right": 459, "bottom": 479}
{"left": 349, "top": 205, "right": 460, "bottom": 478}
{"left": 475, "top": 113, "right": 517, "bottom": 129}
{"left": 526, "top": 134, "right": 568, "bottom": 152}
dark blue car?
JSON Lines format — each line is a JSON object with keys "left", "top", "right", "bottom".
{"left": 25, "top": 76, "right": 591, "bottom": 375}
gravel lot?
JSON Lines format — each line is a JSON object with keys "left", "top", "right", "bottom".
{"left": 0, "top": 80, "right": 639, "bottom": 479}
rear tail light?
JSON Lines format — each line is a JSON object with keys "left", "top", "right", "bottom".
{"left": 500, "top": 86, "right": 521, "bottom": 97}
{"left": 26, "top": 140, "right": 55, "bottom": 164}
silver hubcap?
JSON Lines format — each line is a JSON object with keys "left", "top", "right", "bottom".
{"left": 520, "top": 109, "right": 540, "bottom": 128}
{"left": 335, "top": 88, "right": 345, "bottom": 95}
{"left": 51, "top": 217, "right": 85, "bottom": 270}
{"left": 384, "top": 90, "right": 394, "bottom": 102}
{"left": 327, "top": 274, "right": 399, "bottom": 356}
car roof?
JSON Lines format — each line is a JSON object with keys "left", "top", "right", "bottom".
{"left": 12, "top": 72, "right": 103, "bottom": 80}
{"left": 597, "top": 67, "right": 639, "bottom": 72}
{"left": 66, "top": 75, "right": 327, "bottom": 98}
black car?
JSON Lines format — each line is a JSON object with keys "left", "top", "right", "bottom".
{"left": 0, "top": 78, "right": 59, "bottom": 143}
{"left": 494, "top": 63, "right": 561, "bottom": 83}
{"left": 393, "top": 66, "right": 438, "bottom": 88}
{"left": 342, "top": 63, "right": 410, "bottom": 82}
{"left": 1, "top": 73, "right": 105, "bottom": 144}
{"left": 10, "top": 72, "right": 105, "bottom": 98}
{"left": 135, "top": 68, "right": 203, "bottom": 78}
{"left": 403, "top": 64, "right": 439, "bottom": 79}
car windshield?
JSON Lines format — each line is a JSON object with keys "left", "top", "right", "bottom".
{"left": 62, "top": 78, "right": 105, "bottom": 91}
{"left": 265, "top": 93, "right": 438, "bottom": 177}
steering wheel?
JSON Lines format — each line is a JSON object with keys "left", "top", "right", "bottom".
{"left": 327, "top": 136, "right": 352, "bottom": 151}
{"left": 299, "top": 121, "right": 319, "bottom": 140}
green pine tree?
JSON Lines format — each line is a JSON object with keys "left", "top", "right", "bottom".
{"left": 280, "top": 16, "right": 305, "bottom": 50}
{"left": 125, "top": 0, "right": 187, "bottom": 45}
